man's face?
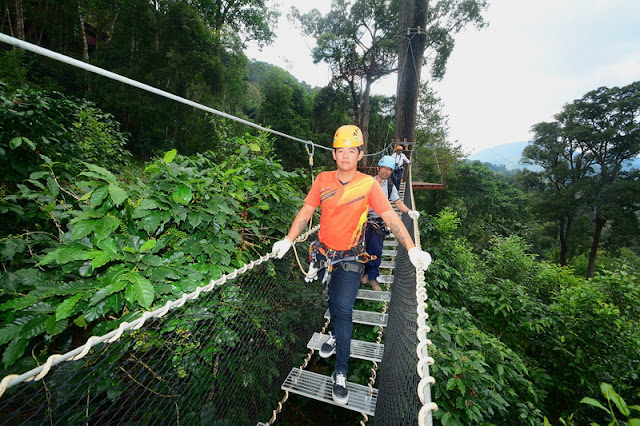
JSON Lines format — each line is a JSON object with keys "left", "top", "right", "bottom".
{"left": 378, "top": 166, "right": 393, "bottom": 179}
{"left": 333, "top": 147, "right": 363, "bottom": 171}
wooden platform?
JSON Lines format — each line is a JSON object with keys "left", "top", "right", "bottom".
{"left": 412, "top": 181, "right": 445, "bottom": 190}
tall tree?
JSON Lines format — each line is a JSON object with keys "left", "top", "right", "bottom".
{"left": 565, "top": 82, "right": 640, "bottom": 278}
{"left": 524, "top": 82, "right": 640, "bottom": 278}
{"left": 522, "top": 121, "right": 594, "bottom": 265}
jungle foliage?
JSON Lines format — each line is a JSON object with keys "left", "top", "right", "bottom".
{"left": 1, "top": 1, "right": 639, "bottom": 425}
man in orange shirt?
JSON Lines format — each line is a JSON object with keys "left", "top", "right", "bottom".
{"left": 272, "top": 125, "right": 431, "bottom": 405}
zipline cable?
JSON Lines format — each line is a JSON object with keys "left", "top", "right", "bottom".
{"left": 0, "top": 33, "right": 332, "bottom": 153}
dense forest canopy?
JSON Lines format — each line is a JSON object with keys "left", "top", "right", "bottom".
{"left": 1, "top": 0, "right": 639, "bottom": 424}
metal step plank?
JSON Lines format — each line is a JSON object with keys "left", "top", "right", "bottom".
{"left": 383, "top": 239, "right": 398, "bottom": 247}
{"left": 377, "top": 274, "right": 394, "bottom": 284}
{"left": 382, "top": 249, "right": 397, "bottom": 257}
{"left": 324, "top": 308, "right": 388, "bottom": 327}
{"left": 307, "top": 333, "right": 384, "bottom": 362}
{"left": 379, "top": 260, "right": 395, "bottom": 269}
{"left": 281, "top": 368, "right": 377, "bottom": 416}
{"left": 356, "top": 289, "right": 391, "bottom": 302}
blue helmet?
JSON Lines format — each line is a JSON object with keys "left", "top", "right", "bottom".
{"left": 378, "top": 155, "right": 395, "bottom": 170}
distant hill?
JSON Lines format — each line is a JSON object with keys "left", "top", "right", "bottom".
{"left": 466, "top": 141, "right": 640, "bottom": 171}
{"left": 466, "top": 141, "right": 530, "bottom": 170}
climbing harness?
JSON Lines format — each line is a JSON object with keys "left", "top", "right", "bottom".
{"left": 307, "top": 240, "right": 375, "bottom": 301}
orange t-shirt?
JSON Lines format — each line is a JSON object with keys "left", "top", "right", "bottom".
{"left": 305, "top": 171, "right": 393, "bottom": 251}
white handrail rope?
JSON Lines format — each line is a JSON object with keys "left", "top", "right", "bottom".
{"left": 0, "top": 33, "right": 332, "bottom": 153}
{"left": 407, "top": 166, "right": 438, "bottom": 426}
{"left": 0, "top": 228, "right": 319, "bottom": 398}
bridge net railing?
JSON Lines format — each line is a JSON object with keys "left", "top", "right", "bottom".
{"left": 0, "top": 237, "right": 325, "bottom": 425}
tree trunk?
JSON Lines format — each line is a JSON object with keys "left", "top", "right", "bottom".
{"left": 78, "top": 5, "right": 90, "bottom": 62}
{"left": 394, "top": 0, "right": 428, "bottom": 142}
{"left": 14, "top": 0, "right": 25, "bottom": 40}
{"left": 586, "top": 217, "right": 605, "bottom": 279}
{"left": 558, "top": 215, "right": 573, "bottom": 266}
{"left": 360, "top": 75, "right": 373, "bottom": 157}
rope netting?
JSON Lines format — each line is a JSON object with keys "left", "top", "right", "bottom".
{"left": 0, "top": 235, "right": 325, "bottom": 424}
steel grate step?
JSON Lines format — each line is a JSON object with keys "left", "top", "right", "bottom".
{"left": 356, "top": 289, "right": 391, "bottom": 302}
{"left": 281, "top": 368, "right": 377, "bottom": 416}
{"left": 324, "top": 308, "right": 388, "bottom": 327}
{"left": 382, "top": 249, "right": 397, "bottom": 256}
{"left": 383, "top": 239, "right": 398, "bottom": 247}
{"left": 377, "top": 274, "right": 394, "bottom": 284}
{"left": 307, "top": 332, "right": 384, "bottom": 362}
{"left": 379, "top": 260, "right": 395, "bottom": 269}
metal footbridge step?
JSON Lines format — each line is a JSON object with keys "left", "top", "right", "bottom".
{"left": 357, "top": 288, "right": 390, "bottom": 302}
{"left": 281, "top": 368, "right": 377, "bottom": 416}
{"left": 324, "top": 309, "right": 388, "bottom": 327}
{"left": 307, "top": 332, "right": 384, "bottom": 362}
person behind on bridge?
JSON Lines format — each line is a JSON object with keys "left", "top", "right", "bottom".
{"left": 362, "top": 155, "right": 420, "bottom": 292}
{"left": 391, "top": 144, "right": 411, "bottom": 190}
{"left": 271, "top": 125, "right": 431, "bottom": 406}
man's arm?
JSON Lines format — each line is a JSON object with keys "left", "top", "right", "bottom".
{"left": 394, "top": 199, "right": 411, "bottom": 215}
{"left": 379, "top": 210, "right": 415, "bottom": 251}
{"left": 285, "top": 203, "right": 317, "bottom": 242}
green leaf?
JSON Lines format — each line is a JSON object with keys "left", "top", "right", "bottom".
{"left": 164, "top": 149, "right": 177, "bottom": 164}
{"left": 9, "top": 136, "right": 23, "bottom": 149}
{"left": 255, "top": 201, "right": 269, "bottom": 210}
{"left": 601, "top": 382, "right": 630, "bottom": 417}
{"left": 46, "top": 177, "right": 59, "bottom": 197}
{"left": 18, "top": 315, "right": 48, "bottom": 339}
{"left": 82, "top": 163, "right": 117, "bottom": 184}
{"left": 91, "top": 251, "right": 112, "bottom": 268}
{"left": 45, "top": 316, "right": 67, "bottom": 336}
{"left": 90, "top": 185, "right": 110, "bottom": 207}
{"left": 581, "top": 397, "right": 609, "bottom": 413}
{"left": 173, "top": 185, "right": 193, "bottom": 205}
{"left": 139, "top": 199, "right": 158, "bottom": 210}
{"left": 74, "top": 315, "right": 88, "bottom": 328}
{"left": 0, "top": 325, "right": 22, "bottom": 345}
{"left": 0, "top": 296, "right": 40, "bottom": 312}
{"left": 140, "top": 239, "right": 157, "bottom": 253}
{"left": 71, "top": 219, "right": 96, "bottom": 240}
{"left": 3, "top": 338, "right": 29, "bottom": 368}
{"left": 22, "top": 137, "right": 36, "bottom": 150}
{"left": 94, "top": 216, "right": 120, "bottom": 241}
{"left": 108, "top": 184, "right": 127, "bottom": 206}
{"left": 56, "top": 294, "right": 82, "bottom": 321}
{"left": 127, "top": 272, "right": 154, "bottom": 309}
{"left": 248, "top": 143, "right": 261, "bottom": 152}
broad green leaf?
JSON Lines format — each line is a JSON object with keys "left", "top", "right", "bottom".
{"left": 94, "top": 216, "right": 120, "bottom": 241}
{"left": 0, "top": 296, "right": 39, "bottom": 312}
{"left": 97, "top": 238, "right": 119, "bottom": 255}
{"left": 45, "top": 315, "right": 67, "bottom": 336}
{"left": 173, "top": 185, "right": 193, "bottom": 205}
{"left": 90, "top": 185, "right": 110, "bottom": 207}
{"left": 108, "top": 184, "right": 127, "bottom": 206}
{"left": 46, "top": 177, "right": 59, "bottom": 197}
{"left": 22, "top": 137, "right": 36, "bottom": 150}
{"left": 0, "top": 325, "right": 22, "bottom": 345}
{"left": 188, "top": 211, "right": 203, "bottom": 228}
{"left": 144, "top": 163, "right": 161, "bottom": 173}
{"left": 56, "top": 294, "right": 82, "bottom": 321}
{"left": 140, "top": 239, "right": 157, "bottom": 253}
{"left": 91, "top": 251, "right": 112, "bottom": 268}
{"left": 127, "top": 272, "right": 154, "bottom": 309}
{"left": 18, "top": 315, "right": 48, "bottom": 339}
{"left": 139, "top": 199, "right": 158, "bottom": 210}
{"left": 9, "top": 136, "right": 23, "bottom": 149}
{"left": 74, "top": 315, "right": 88, "bottom": 328}
{"left": 581, "top": 397, "right": 608, "bottom": 412}
{"left": 164, "top": 149, "right": 177, "bottom": 164}
{"left": 3, "top": 338, "right": 29, "bottom": 368}
{"left": 255, "top": 201, "right": 269, "bottom": 210}
{"left": 248, "top": 143, "right": 261, "bottom": 152}
{"left": 71, "top": 219, "right": 96, "bottom": 240}
{"left": 83, "top": 163, "right": 117, "bottom": 184}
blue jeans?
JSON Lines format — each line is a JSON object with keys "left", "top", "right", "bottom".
{"left": 328, "top": 262, "right": 361, "bottom": 374}
{"left": 392, "top": 166, "right": 404, "bottom": 189}
{"left": 364, "top": 224, "right": 384, "bottom": 281}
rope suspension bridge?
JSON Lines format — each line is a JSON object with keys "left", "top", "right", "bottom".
{"left": 0, "top": 33, "right": 436, "bottom": 425}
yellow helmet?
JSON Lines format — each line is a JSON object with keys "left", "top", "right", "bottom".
{"left": 333, "top": 125, "right": 363, "bottom": 148}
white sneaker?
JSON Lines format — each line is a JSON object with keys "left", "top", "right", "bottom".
{"left": 319, "top": 332, "right": 336, "bottom": 358}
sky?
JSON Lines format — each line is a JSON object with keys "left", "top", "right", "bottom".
{"left": 245, "top": 0, "right": 640, "bottom": 155}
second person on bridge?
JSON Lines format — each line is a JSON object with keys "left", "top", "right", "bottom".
{"left": 271, "top": 124, "right": 431, "bottom": 406}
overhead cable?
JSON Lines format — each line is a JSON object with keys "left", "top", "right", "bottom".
{"left": 0, "top": 33, "right": 332, "bottom": 152}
